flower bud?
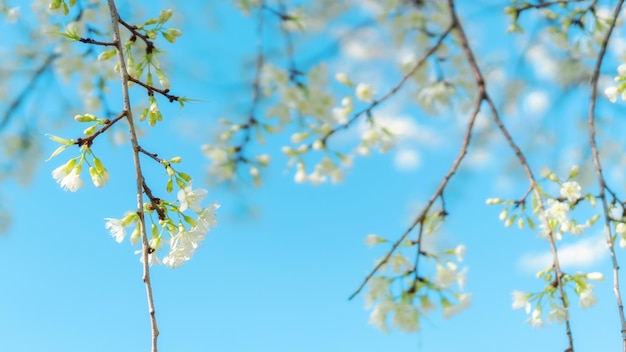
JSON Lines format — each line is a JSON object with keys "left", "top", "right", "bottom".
{"left": 586, "top": 272, "right": 605, "bottom": 281}
{"left": 159, "top": 9, "right": 173, "bottom": 22}
{"left": 335, "top": 72, "right": 353, "bottom": 86}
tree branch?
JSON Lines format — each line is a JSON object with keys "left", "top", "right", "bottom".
{"left": 587, "top": 0, "right": 626, "bottom": 350}
{"left": 106, "top": 1, "right": 159, "bottom": 350}
{"left": 448, "top": 0, "right": 574, "bottom": 349}
{"left": 348, "top": 19, "right": 473, "bottom": 301}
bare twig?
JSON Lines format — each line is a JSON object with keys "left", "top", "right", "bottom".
{"left": 107, "top": 1, "right": 159, "bottom": 351}
{"left": 78, "top": 37, "right": 116, "bottom": 46}
{"left": 587, "top": 0, "right": 626, "bottom": 350}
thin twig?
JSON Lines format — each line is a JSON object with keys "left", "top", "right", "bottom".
{"left": 232, "top": 0, "right": 265, "bottom": 165}
{"left": 128, "top": 76, "right": 179, "bottom": 102}
{"left": 107, "top": 1, "right": 159, "bottom": 351}
{"left": 515, "top": 0, "right": 587, "bottom": 14}
{"left": 75, "top": 110, "right": 127, "bottom": 148}
{"left": 78, "top": 37, "right": 116, "bottom": 46}
{"left": 587, "top": 0, "right": 626, "bottom": 350}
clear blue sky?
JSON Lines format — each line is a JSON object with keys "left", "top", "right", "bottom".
{"left": 0, "top": 1, "right": 623, "bottom": 351}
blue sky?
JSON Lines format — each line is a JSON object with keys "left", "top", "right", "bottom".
{"left": 0, "top": 0, "right": 625, "bottom": 351}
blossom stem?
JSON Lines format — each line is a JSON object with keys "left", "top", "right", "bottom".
{"left": 106, "top": 1, "right": 159, "bottom": 351}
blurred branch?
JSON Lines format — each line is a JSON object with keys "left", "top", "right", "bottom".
{"left": 450, "top": 0, "right": 574, "bottom": 349}
{"left": 587, "top": 0, "right": 626, "bottom": 349}
{"left": 0, "top": 52, "right": 59, "bottom": 131}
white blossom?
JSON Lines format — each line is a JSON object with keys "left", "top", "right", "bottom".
{"left": 547, "top": 305, "right": 568, "bottom": 324}
{"left": 365, "top": 234, "right": 382, "bottom": 247}
{"left": 335, "top": 72, "right": 353, "bottom": 85}
{"left": 89, "top": 166, "right": 109, "bottom": 188}
{"left": 605, "top": 86, "right": 619, "bottom": 103}
{"left": 294, "top": 162, "right": 307, "bottom": 183}
{"left": 105, "top": 218, "right": 126, "bottom": 243}
{"left": 586, "top": 272, "right": 605, "bottom": 281}
{"left": 52, "top": 160, "right": 74, "bottom": 183}
{"left": 512, "top": 291, "right": 531, "bottom": 314}
{"left": 364, "top": 277, "right": 389, "bottom": 309}
{"left": 178, "top": 184, "right": 208, "bottom": 212}
{"left": 560, "top": 181, "right": 581, "bottom": 203}
{"left": 355, "top": 82, "right": 376, "bottom": 103}
{"left": 454, "top": 244, "right": 466, "bottom": 262}
{"left": 388, "top": 253, "right": 411, "bottom": 274}
{"left": 195, "top": 203, "right": 219, "bottom": 232}
{"left": 163, "top": 247, "right": 191, "bottom": 268}
{"left": 391, "top": 301, "right": 420, "bottom": 332}
{"left": 579, "top": 288, "right": 598, "bottom": 309}
{"left": 527, "top": 308, "right": 544, "bottom": 328}
{"left": 544, "top": 199, "right": 570, "bottom": 223}
{"left": 59, "top": 167, "right": 85, "bottom": 192}
{"left": 434, "top": 263, "right": 457, "bottom": 289}
{"left": 369, "top": 299, "right": 393, "bottom": 332}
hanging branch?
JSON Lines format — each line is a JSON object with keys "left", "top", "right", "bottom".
{"left": 348, "top": 22, "right": 469, "bottom": 301}
{"left": 587, "top": 0, "right": 626, "bottom": 350}
{"left": 106, "top": 1, "right": 160, "bottom": 351}
{"left": 321, "top": 24, "right": 454, "bottom": 146}
{"left": 232, "top": 0, "right": 265, "bottom": 165}
{"left": 448, "top": 0, "right": 574, "bottom": 349}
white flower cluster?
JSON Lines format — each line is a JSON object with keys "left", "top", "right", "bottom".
{"left": 105, "top": 183, "right": 219, "bottom": 268}
{"left": 490, "top": 167, "right": 597, "bottom": 240}
{"left": 538, "top": 180, "right": 598, "bottom": 240}
{"left": 416, "top": 80, "right": 456, "bottom": 114}
{"left": 364, "top": 234, "right": 469, "bottom": 332}
{"left": 512, "top": 271, "right": 604, "bottom": 328}
{"left": 49, "top": 137, "right": 110, "bottom": 192}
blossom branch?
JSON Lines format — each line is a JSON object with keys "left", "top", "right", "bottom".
{"left": 118, "top": 17, "right": 156, "bottom": 54}
{"left": 587, "top": 0, "right": 626, "bottom": 349}
{"left": 75, "top": 110, "right": 127, "bottom": 148}
{"left": 142, "top": 180, "right": 166, "bottom": 221}
{"left": 78, "top": 36, "right": 116, "bottom": 46}
{"left": 274, "top": 0, "right": 302, "bottom": 81}
{"left": 107, "top": 1, "right": 159, "bottom": 350}
{"left": 232, "top": 0, "right": 265, "bottom": 165}
{"left": 513, "top": 0, "right": 587, "bottom": 14}
{"left": 348, "top": 16, "right": 478, "bottom": 299}
{"left": 321, "top": 24, "right": 454, "bottom": 145}
{"left": 128, "top": 76, "right": 179, "bottom": 102}
{"left": 137, "top": 145, "right": 163, "bottom": 163}
{"left": 449, "top": 0, "right": 573, "bottom": 349}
